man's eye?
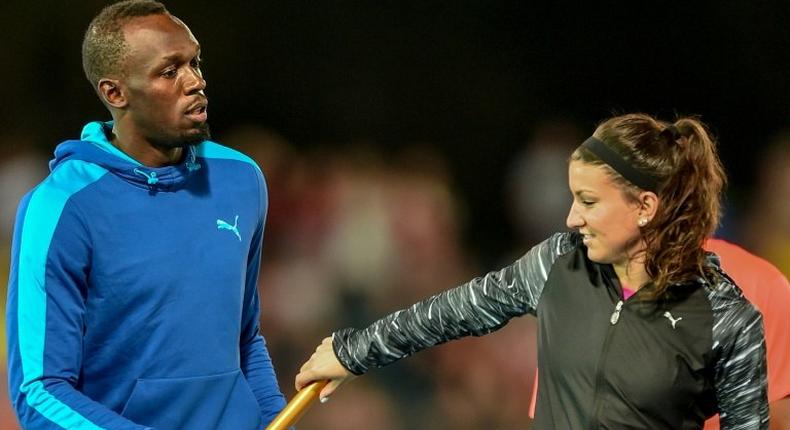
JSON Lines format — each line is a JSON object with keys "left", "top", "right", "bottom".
{"left": 190, "top": 58, "right": 202, "bottom": 69}
{"left": 581, "top": 200, "right": 595, "bottom": 206}
{"left": 161, "top": 68, "right": 177, "bottom": 78}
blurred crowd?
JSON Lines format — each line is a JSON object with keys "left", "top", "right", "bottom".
{"left": 0, "top": 120, "right": 787, "bottom": 429}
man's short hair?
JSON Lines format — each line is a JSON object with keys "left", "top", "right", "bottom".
{"left": 81, "top": 0, "right": 169, "bottom": 86}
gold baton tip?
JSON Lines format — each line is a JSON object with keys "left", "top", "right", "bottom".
{"left": 264, "top": 380, "right": 329, "bottom": 430}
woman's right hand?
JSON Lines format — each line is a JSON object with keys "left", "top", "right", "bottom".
{"left": 295, "top": 336, "right": 356, "bottom": 402}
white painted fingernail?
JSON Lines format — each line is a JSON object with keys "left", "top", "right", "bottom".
{"left": 320, "top": 397, "right": 329, "bottom": 403}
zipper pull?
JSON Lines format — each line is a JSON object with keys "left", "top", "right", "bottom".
{"left": 610, "top": 300, "right": 624, "bottom": 325}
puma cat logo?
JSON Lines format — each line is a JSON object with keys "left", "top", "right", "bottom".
{"left": 217, "top": 215, "right": 241, "bottom": 241}
{"left": 663, "top": 311, "right": 682, "bottom": 329}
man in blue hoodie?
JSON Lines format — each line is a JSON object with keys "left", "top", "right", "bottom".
{"left": 6, "top": 1, "right": 287, "bottom": 428}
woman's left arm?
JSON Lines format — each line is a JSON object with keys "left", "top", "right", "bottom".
{"left": 714, "top": 299, "right": 769, "bottom": 429}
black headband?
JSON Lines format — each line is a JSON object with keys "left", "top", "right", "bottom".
{"left": 580, "top": 137, "right": 660, "bottom": 192}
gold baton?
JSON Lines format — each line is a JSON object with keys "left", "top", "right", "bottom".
{"left": 265, "top": 380, "right": 328, "bottom": 430}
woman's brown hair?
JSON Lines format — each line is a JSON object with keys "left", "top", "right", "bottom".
{"left": 572, "top": 113, "right": 726, "bottom": 298}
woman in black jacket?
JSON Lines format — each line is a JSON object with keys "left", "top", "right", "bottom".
{"left": 296, "top": 113, "right": 768, "bottom": 429}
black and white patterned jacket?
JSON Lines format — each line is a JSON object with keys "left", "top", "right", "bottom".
{"left": 333, "top": 232, "right": 768, "bottom": 430}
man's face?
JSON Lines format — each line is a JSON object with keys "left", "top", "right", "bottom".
{"left": 120, "top": 14, "right": 209, "bottom": 147}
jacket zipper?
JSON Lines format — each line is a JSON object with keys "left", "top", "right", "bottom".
{"left": 609, "top": 300, "right": 623, "bottom": 325}
{"left": 589, "top": 299, "right": 624, "bottom": 429}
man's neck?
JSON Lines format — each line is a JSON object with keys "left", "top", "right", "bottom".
{"left": 108, "top": 126, "right": 183, "bottom": 168}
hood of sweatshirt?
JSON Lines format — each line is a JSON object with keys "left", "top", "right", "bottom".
{"left": 49, "top": 121, "right": 203, "bottom": 191}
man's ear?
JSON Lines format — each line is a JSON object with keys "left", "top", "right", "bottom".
{"left": 98, "top": 78, "right": 127, "bottom": 108}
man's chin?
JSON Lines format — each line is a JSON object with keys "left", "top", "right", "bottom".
{"left": 183, "top": 123, "right": 211, "bottom": 145}
{"left": 156, "top": 124, "right": 211, "bottom": 148}
{"left": 152, "top": 125, "right": 211, "bottom": 148}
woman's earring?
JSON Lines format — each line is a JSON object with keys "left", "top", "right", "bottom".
{"left": 638, "top": 218, "right": 647, "bottom": 227}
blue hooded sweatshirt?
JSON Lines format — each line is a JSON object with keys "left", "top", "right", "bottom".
{"left": 7, "top": 121, "right": 286, "bottom": 429}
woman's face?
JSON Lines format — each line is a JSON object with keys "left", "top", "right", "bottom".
{"left": 566, "top": 160, "right": 644, "bottom": 266}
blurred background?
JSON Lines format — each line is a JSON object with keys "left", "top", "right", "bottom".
{"left": 1, "top": 1, "right": 789, "bottom": 428}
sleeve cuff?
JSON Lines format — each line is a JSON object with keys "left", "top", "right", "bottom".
{"left": 332, "top": 328, "right": 367, "bottom": 376}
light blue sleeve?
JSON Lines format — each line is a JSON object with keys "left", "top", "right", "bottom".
{"left": 7, "top": 167, "right": 152, "bottom": 430}
{"left": 238, "top": 166, "right": 287, "bottom": 425}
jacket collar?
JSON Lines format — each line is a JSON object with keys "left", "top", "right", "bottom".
{"left": 79, "top": 121, "right": 202, "bottom": 191}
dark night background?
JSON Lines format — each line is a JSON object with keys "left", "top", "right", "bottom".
{"left": 3, "top": 1, "right": 790, "bottom": 262}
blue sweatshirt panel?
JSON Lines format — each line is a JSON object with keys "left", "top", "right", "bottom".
{"left": 7, "top": 121, "right": 286, "bottom": 430}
